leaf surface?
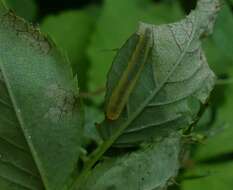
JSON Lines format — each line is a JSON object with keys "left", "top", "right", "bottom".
{"left": 0, "top": 2, "right": 83, "bottom": 190}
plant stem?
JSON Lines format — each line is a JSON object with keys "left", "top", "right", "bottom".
{"left": 70, "top": 119, "right": 131, "bottom": 189}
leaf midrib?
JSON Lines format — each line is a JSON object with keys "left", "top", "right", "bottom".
{"left": 0, "top": 175, "right": 34, "bottom": 190}
{"left": 0, "top": 59, "right": 46, "bottom": 189}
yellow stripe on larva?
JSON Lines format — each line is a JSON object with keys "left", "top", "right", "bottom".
{"left": 106, "top": 27, "right": 153, "bottom": 120}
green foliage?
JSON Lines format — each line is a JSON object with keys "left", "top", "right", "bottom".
{"left": 70, "top": 1, "right": 219, "bottom": 189}
{"left": 1, "top": 0, "right": 233, "bottom": 190}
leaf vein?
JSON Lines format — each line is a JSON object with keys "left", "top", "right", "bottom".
{"left": 0, "top": 158, "right": 40, "bottom": 179}
{"left": 0, "top": 136, "right": 29, "bottom": 153}
{"left": 0, "top": 97, "right": 12, "bottom": 109}
{"left": 0, "top": 115, "right": 18, "bottom": 127}
{"left": 125, "top": 114, "right": 183, "bottom": 133}
{"left": 0, "top": 175, "right": 35, "bottom": 190}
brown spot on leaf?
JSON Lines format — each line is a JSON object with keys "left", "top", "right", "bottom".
{"left": 44, "top": 84, "right": 77, "bottom": 123}
{"left": 0, "top": 11, "right": 51, "bottom": 54}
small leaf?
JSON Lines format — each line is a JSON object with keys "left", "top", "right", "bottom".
{"left": 83, "top": 133, "right": 182, "bottom": 190}
{"left": 0, "top": 2, "right": 84, "bottom": 190}
{"left": 99, "top": 0, "right": 219, "bottom": 146}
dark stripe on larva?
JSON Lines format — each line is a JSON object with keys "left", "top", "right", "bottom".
{"left": 106, "top": 27, "right": 153, "bottom": 120}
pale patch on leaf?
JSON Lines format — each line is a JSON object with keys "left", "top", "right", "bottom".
{"left": 83, "top": 134, "right": 182, "bottom": 190}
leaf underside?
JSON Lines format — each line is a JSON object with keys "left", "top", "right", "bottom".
{"left": 99, "top": 0, "right": 219, "bottom": 147}
{"left": 0, "top": 2, "right": 83, "bottom": 190}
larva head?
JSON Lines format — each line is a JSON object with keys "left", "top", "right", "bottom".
{"left": 137, "top": 22, "right": 153, "bottom": 46}
{"left": 106, "top": 109, "right": 119, "bottom": 121}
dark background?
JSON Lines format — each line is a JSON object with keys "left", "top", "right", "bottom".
{"left": 36, "top": 0, "right": 198, "bottom": 18}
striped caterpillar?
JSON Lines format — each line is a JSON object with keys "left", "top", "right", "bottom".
{"left": 106, "top": 27, "right": 153, "bottom": 120}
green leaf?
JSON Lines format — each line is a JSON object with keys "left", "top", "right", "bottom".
{"left": 83, "top": 133, "right": 182, "bottom": 190}
{"left": 190, "top": 69, "right": 233, "bottom": 161}
{"left": 211, "top": 1, "right": 233, "bottom": 62}
{"left": 0, "top": 2, "right": 83, "bottom": 190}
{"left": 201, "top": 1, "right": 233, "bottom": 79}
{"left": 4, "top": 0, "right": 37, "bottom": 20}
{"left": 181, "top": 162, "right": 233, "bottom": 190}
{"left": 99, "top": 0, "right": 219, "bottom": 146}
{"left": 203, "top": 38, "right": 232, "bottom": 76}
{"left": 88, "top": 0, "right": 183, "bottom": 101}
{"left": 41, "top": 8, "right": 98, "bottom": 90}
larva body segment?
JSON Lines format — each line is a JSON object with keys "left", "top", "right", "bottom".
{"left": 106, "top": 27, "right": 153, "bottom": 120}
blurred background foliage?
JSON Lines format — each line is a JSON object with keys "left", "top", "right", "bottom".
{"left": 4, "top": 0, "right": 233, "bottom": 189}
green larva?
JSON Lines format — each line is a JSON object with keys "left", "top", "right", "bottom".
{"left": 106, "top": 27, "right": 153, "bottom": 120}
